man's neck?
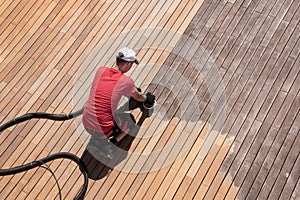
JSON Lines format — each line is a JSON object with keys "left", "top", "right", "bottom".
{"left": 113, "top": 65, "right": 124, "bottom": 73}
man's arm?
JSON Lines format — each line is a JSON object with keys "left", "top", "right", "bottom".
{"left": 131, "top": 88, "right": 147, "bottom": 102}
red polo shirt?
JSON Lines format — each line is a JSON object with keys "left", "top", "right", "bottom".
{"left": 82, "top": 67, "right": 136, "bottom": 137}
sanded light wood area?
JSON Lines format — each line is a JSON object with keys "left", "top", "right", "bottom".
{"left": 0, "top": 0, "right": 299, "bottom": 199}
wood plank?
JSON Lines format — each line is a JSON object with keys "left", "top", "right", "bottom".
{"left": 0, "top": 0, "right": 56, "bottom": 66}
{"left": 205, "top": 0, "right": 294, "bottom": 198}
{"left": 76, "top": 0, "right": 163, "bottom": 197}
{"left": 201, "top": 136, "right": 235, "bottom": 199}
{"left": 0, "top": 0, "right": 71, "bottom": 119}
{"left": 1, "top": 0, "right": 299, "bottom": 199}
{"left": 256, "top": 85, "right": 299, "bottom": 199}
{"left": 271, "top": 134, "right": 299, "bottom": 200}
{"left": 0, "top": 0, "right": 91, "bottom": 195}
{"left": 288, "top": 157, "right": 300, "bottom": 199}
{"left": 256, "top": 56, "right": 296, "bottom": 122}
{"left": 85, "top": 0, "right": 206, "bottom": 199}
{"left": 135, "top": 0, "right": 237, "bottom": 197}
{"left": 0, "top": 0, "right": 22, "bottom": 31}
{"left": 49, "top": 0, "right": 204, "bottom": 198}
{"left": 155, "top": 0, "right": 268, "bottom": 198}
{"left": 1, "top": 0, "right": 91, "bottom": 158}
{"left": 234, "top": 9, "right": 300, "bottom": 195}
{"left": 283, "top": 0, "right": 300, "bottom": 22}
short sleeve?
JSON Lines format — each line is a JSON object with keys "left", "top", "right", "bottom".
{"left": 123, "top": 76, "right": 136, "bottom": 96}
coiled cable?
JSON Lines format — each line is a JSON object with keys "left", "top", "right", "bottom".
{"left": 0, "top": 108, "right": 88, "bottom": 200}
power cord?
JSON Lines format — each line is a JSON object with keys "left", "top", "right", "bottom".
{"left": 38, "top": 162, "right": 62, "bottom": 200}
{"left": 0, "top": 108, "right": 88, "bottom": 200}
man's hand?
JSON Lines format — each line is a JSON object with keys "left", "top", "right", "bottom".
{"left": 136, "top": 87, "right": 142, "bottom": 92}
{"left": 144, "top": 92, "right": 156, "bottom": 108}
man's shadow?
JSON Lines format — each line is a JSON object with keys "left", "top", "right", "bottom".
{"left": 80, "top": 134, "right": 136, "bottom": 180}
{"left": 80, "top": 100, "right": 151, "bottom": 180}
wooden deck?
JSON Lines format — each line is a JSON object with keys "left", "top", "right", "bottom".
{"left": 0, "top": 0, "right": 299, "bottom": 199}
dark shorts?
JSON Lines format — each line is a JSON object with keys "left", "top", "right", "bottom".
{"left": 85, "top": 112, "right": 136, "bottom": 139}
{"left": 85, "top": 96, "right": 151, "bottom": 139}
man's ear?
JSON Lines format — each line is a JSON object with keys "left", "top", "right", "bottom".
{"left": 126, "top": 62, "right": 132, "bottom": 70}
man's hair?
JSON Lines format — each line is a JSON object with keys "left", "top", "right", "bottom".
{"left": 116, "top": 57, "right": 131, "bottom": 66}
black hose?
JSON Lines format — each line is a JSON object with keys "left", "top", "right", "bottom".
{"left": 0, "top": 107, "right": 84, "bottom": 132}
{"left": 0, "top": 107, "right": 88, "bottom": 200}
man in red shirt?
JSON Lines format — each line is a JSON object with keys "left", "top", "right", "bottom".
{"left": 82, "top": 47, "right": 155, "bottom": 159}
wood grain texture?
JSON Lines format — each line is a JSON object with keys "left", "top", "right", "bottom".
{"left": 0, "top": 0, "right": 299, "bottom": 199}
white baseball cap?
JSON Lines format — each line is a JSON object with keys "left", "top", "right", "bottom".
{"left": 117, "top": 47, "right": 139, "bottom": 64}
